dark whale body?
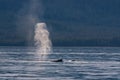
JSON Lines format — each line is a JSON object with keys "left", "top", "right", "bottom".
{"left": 51, "top": 59, "right": 63, "bottom": 62}
{"left": 51, "top": 59, "right": 78, "bottom": 62}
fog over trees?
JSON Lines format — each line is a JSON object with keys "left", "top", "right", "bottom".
{"left": 0, "top": 0, "right": 120, "bottom": 46}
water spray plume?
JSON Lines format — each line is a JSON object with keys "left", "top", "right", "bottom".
{"left": 34, "top": 23, "right": 52, "bottom": 60}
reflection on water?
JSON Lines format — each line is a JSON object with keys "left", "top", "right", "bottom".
{"left": 0, "top": 47, "right": 120, "bottom": 80}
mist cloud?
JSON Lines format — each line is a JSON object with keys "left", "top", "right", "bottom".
{"left": 16, "top": 0, "right": 44, "bottom": 45}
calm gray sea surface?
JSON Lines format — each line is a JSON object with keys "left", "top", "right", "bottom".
{"left": 0, "top": 47, "right": 120, "bottom": 80}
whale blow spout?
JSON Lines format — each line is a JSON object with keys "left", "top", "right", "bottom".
{"left": 34, "top": 23, "right": 52, "bottom": 60}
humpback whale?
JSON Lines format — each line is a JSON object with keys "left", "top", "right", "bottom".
{"left": 50, "top": 59, "right": 79, "bottom": 62}
{"left": 51, "top": 59, "right": 63, "bottom": 62}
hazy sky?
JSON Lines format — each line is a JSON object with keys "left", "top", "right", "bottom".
{"left": 0, "top": 0, "right": 120, "bottom": 46}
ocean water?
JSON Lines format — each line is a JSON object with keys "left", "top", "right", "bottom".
{"left": 0, "top": 47, "right": 120, "bottom": 80}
